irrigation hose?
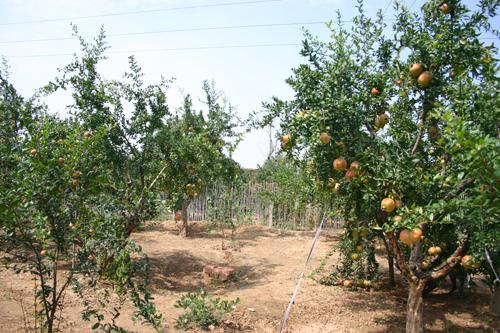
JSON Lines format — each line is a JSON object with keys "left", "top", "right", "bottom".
{"left": 278, "top": 213, "right": 327, "bottom": 333}
{"left": 485, "top": 248, "right": 500, "bottom": 284}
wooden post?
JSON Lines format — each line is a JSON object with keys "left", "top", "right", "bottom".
{"left": 293, "top": 201, "right": 299, "bottom": 230}
{"left": 268, "top": 202, "right": 273, "bottom": 227}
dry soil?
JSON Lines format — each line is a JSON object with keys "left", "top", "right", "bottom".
{"left": 0, "top": 221, "right": 498, "bottom": 332}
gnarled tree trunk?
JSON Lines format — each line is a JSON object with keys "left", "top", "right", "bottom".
{"left": 385, "top": 228, "right": 466, "bottom": 333}
{"left": 406, "top": 281, "right": 426, "bottom": 333}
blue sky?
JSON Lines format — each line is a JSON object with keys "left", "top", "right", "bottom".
{"left": 0, "top": 0, "right": 497, "bottom": 168}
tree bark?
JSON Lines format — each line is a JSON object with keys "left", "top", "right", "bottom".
{"left": 381, "top": 235, "right": 395, "bottom": 286}
{"left": 376, "top": 212, "right": 395, "bottom": 286}
{"left": 387, "top": 245, "right": 396, "bottom": 286}
{"left": 491, "top": 282, "right": 500, "bottom": 316}
{"left": 179, "top": 200, "right": 189, "bottom": 237}
{"left": 406, "top": 281, "right": 426, "bottom": 333}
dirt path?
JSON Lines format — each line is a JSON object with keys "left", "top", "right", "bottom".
{"left": 1, "top": 221, "right": 498, "bottom": 332}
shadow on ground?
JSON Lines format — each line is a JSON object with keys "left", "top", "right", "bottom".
{"left": 145, "top": 250, "right": 279, "bottom": 294}
{"left": 337, "top": 283, "right": 499, "bottom": 333}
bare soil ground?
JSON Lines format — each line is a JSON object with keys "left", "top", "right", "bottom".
{"left": 1, "top": 221, "right": 498, "bottom": 332}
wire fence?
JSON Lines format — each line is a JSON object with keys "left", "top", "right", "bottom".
{"left": 183, "top": 181, "right": 344, "bottom": 230}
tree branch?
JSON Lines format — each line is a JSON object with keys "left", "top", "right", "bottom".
{"left": 427, "top": 238, "right": 466, "bottom": 281}
{"left": 364, "top": 121, "right": 376, "bottom": 138}
{"left": 54, "top": 273, "right": 73, "bottom": 306}
{"left": 411, "top": 124, "right": 425, "bottom": 155}
{"left": 385, "top": 231, "right": 418, "bottom": 283}
{"left": 409, "top": 241, "right": 424, "bottom": 276}
{"left": 446, "top": 178, "right": 475, "bottom": 200}
{"left": 146, "top": 164, "right": 169, "bottom": 193}
{"left": 411, "top": 96, "right": 434, "bottom": 155}
{"left": 362, "top": 100, "right": 376, "bottom": 138}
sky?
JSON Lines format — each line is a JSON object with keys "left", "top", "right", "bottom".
{"left": 0, "top": 0, "right": 498, "bottom": 168}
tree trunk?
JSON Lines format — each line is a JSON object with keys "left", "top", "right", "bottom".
{"left": 491, "top": 282, "right": 500, "bottom": 316}
{"left": 387, "top": 253, "right": 395, "bottom": 286}
{"left": 179, "top": 200, "right": 189, "bottom": 237}
{"left": 406, "top": 281, "right": 425, "bottom": 333}
{"left": 381, "top": 236, "right": 395, "bottom": 286}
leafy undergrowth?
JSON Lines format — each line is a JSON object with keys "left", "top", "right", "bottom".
{"left": 175, "top": 289, "right": 240, "bottom": 331}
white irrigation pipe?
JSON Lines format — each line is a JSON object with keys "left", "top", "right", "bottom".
{"left": 278, "top": 213, "right": 327, "bottom": 333}
{"left": 485, "top": 248, "right": 500, "bottom": 284}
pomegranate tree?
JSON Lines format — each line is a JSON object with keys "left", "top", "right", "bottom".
{"left": 258, "top": 1, "right": 499, "bottom": 332}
